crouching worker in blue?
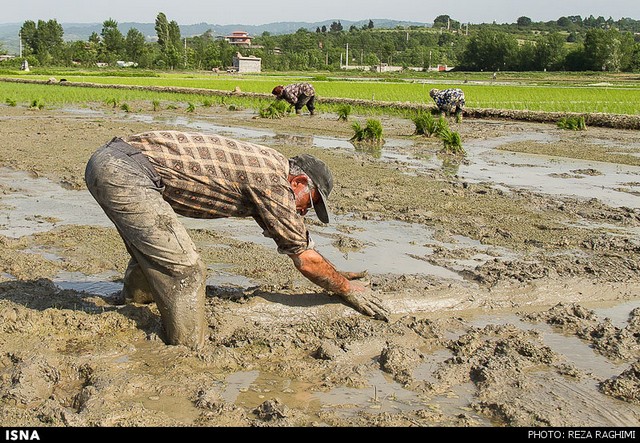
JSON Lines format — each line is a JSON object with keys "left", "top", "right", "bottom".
{"left": 85, "top": 131, "right": 388, "bottom": 350}
{"left": 429, "top": 88, "right": 466, "bottom": 118}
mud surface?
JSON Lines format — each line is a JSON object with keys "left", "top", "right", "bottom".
{"left": 0, "top": 102, "right": 639, "bottom": 427}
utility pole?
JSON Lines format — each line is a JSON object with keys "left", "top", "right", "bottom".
{"left": 345, "top": 43, "right": 349, "bottom": 68}
{"left": 19, "top": 30, "right": 22, "bottom": 58}
{"left": 184, "top": 37, "right": 187, "bottom": 68}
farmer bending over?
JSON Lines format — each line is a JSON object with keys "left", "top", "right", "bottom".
{"left": 272, "top": 82, "right": 316, "bottom": 115}
{"left": 429, "top": 88, "right": 466, "bottom": 117}
{"left": 85, "top": 131, "right": 388, "bottom": 350}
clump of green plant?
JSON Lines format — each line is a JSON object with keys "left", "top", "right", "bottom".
{"left": 436, "top": 119, "right": 465, "bottom": 156}
{"left": 105, "top": 97, "right": 118, "bottom": 108}
{"left": 152, "top": 99, "right": 161, "bottom": 111}
{"left": 167, "top": 104, "right": 178, "bottom": 110}
{"left": 29, "top": 98, "right": 44, "bottom": 110}
{"left": 202, "top": 98, "right": 213, "bottom": 107}
{"left": 259, "top": 100, "right": 290, "bottom": 119}
{"left": 557, "top": 115, "right": 586, "bottom": 130}
{"left": 5, "top": 98, "right": 17, "bottom": 107}
{"left": 120, "top": 103, "right": 130, "bottom": 113}
{"left": 413, "top": 111, "right": 439, "bottom": 137}
{"left": 337, "top": 104, "right": 352, "bottom": 121}
{"left": 351, "top": 119, "right": 384, "bottom": 143}
{"left": 186, "top": 102, "right": 196, "bottom": 113}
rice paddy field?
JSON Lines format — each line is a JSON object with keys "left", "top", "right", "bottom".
{"left": 1, "top": 66, "right": 640, "bottom": 428}
{"left": 2, "top": 69, "right": 640, "bottom": 115}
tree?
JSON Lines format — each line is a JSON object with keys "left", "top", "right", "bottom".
{"left": 19, "top": 21, "right": 37, "bottom": 56}
{"left": 101, "top": 19, "right": 125, "bottom": 59}
{"left": 459, "top": 28, "right": 518, "bottom": 71}
{"left": 368, "top": 20, "right": 374, "bottom": 30}
{"left": 433, "top": 15, "right": 459, "bottom": 29}
{"left": 20, "top": 19, "right": 64, "bottom": 64}
{"left": 88, "top": 32, "right": 100, "bottom": 44}
{"left": 535, "top": 32, "right": 567, "bottom": 71}
{"left": 125, "top": 28, "right": 146, "bottom": 64}
{"left": 517, "top": 16, "right": 532, "bottom": 27}
{"left": 582, "top": 28, "right": 635, "bottom": 71}
{"left": 330, "top": 21, "right": 343, "bottom": 33}
{"left": 155, "top": 12, "right": 181, "bottom": 69}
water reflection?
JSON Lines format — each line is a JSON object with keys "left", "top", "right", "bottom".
{"left": 351, "top": 140, "right": 384, "bottom": 159}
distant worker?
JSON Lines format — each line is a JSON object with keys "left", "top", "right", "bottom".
{"left": 272, "top": 82, "right": 316, "bottom": 115}
{"left": 85, "top": 130, "right": 388, "bottom": 350}
{"left": 429, "top": 88, "right": 466, "bottom": 118}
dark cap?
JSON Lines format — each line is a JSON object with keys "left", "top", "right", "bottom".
{"left": 272, "top": 85, "right": 284, "bottom": 96}
{"left": 290, "top": 154, "right": 333, "bottom": 223}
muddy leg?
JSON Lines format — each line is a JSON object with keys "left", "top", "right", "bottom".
{"left": 138, "top": 256, "right": 207, "bottom": 349}
{"left": 85, "top": 142, "right": 208, "bottom": 350}
{"left": 122, "top": 258, "right": 155, "bottom": 304}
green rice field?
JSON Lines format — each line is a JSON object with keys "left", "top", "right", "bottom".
{"left": 2, "top": 70, "right": 640, "bottom": 115}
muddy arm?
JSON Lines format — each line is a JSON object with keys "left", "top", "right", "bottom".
{"left": 289, "top": 249, "right": 388, "bottom": 321}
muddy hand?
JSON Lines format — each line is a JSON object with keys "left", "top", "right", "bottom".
{"left": 339, "top": 284, "right": 389, "bottom": 322}
{"left": 339, "top": 270, "right": 369, "bottom": 280}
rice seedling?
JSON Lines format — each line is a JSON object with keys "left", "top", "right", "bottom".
{"left": 351, "top": 119, "right": 384, "bottom": 143}
{"left": 437, "top": 120, "right": 465, "bottom": 156}
{"left": 186, "top": 102, "right": 196, "bottom": 113}
{"left": 120, "top": 103, "right": 131, "bottom": 113}
{"left": 105, "top": 97, "right": 118, "bottom": 108}
{"left": 259, "top": 100, "right": 290, "bottom": 119}
{"left": 29, "top": 98, "right": 44, "bottom": 110}
{"left": 412, "top": 111, "right": 438, "bottom": 137}
{"left": 5, "top": 98, "right": 16, "bottom": 106}
{"left": 557, "top": 115, "right": 586, "bottom": 131}
{"left": 337, "top": 104, "right": 352, "bottom": 121}
{"left": 152, "top": 99, "right": 161, "bottom": 111}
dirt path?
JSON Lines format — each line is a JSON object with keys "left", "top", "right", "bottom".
{"left": 0, "top": 103, "right": 638, "bottom": 427}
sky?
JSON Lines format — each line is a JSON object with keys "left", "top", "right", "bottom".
{"left": 1, "top": 0, "right": 639, "bottom": 26}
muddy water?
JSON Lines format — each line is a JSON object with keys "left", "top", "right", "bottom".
{"left": 63, "top": 107, "right": 640, "bottom": 209}
{"left": 111, "top": 110, "right": 640, "bottom": 209}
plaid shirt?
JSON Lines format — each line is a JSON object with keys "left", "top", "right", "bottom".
{"left": 280, "top": 83, "right": 315, "bottom": 105}
{"left": 125, "top": 131, "right": 312, "bottom": 255}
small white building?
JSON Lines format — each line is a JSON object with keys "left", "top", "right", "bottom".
{"left": 232, "top": 52, "right": 261, "bottom": 73}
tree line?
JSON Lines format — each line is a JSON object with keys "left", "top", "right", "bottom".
{"left": 5, "top": 12, "right": 640, "bottom": 72}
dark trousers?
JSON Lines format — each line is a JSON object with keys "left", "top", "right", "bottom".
{"left": 295, "top": 94, "right": 315, "bottom": 114}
